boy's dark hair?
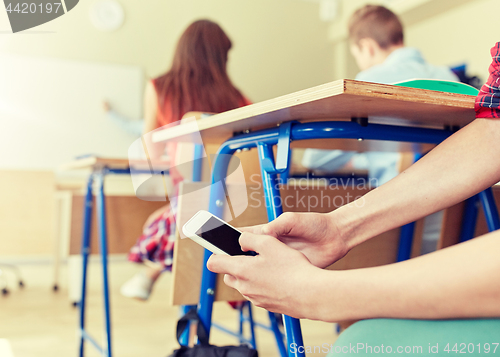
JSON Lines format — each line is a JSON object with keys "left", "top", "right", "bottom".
{"left": 348, "top": 5, "right": 404, "bottom": 49}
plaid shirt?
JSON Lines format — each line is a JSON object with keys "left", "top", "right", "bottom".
{"left": 475, "top": 42, "right": 500, "bottom": 118}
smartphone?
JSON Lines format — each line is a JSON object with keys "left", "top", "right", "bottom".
{"left": 182, "top": 210, "right": 255, "bottom": 256}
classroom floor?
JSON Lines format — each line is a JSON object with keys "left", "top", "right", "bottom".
{"left": 1, "top": 260, "right": 337, "bottom": 357}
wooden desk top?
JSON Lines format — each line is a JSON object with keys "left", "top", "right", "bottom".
{"left": 152, "top": 79, "right": 475, "bottom": 149}
{"left": 59, "top": 156, "right": 130, "bottom": 171}
{"left": 59, "top": 156, "right": 171, "bottom": 173}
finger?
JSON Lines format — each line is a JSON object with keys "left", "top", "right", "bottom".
{"left": 260, "top": 212, "right": 297, "bottom": 237}
{"left": 238, "top": 224, "right": 265, "bottom": 234}
{"left": 238, "top": 232, "right": 263, "bottom": 252}
{"left": 206, "top": 254, "right": 247, "bottom": 278}
{"left": 239, "top": 232, "right": 285, "bottom": 253}
{"left": 223, "top": 274, "right": 237, "bottom": 289}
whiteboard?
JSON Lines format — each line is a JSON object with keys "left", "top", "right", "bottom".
{"left": 0, "top": 54, "right": 144, "bottom": 170}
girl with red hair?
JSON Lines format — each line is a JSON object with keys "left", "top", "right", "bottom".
{"left": 121, "top": 20, "right": 250, "bottom": 300}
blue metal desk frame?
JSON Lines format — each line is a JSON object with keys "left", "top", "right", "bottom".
{"left": 78, "top": 166, "right": 130, "bottom": 357}
{"left": 196, "top": 120, "right": 500, "bottom": 357}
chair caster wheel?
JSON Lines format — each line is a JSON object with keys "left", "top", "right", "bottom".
{"left": 53, "top": 284, "right": 59, "bottom": 292}
{"left": 19, "top": 281, "right": 24, "bottom": 288}
{"left": 2, "top": 288, "right": 9, "bottom": 295}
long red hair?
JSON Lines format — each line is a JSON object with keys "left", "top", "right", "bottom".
{"left": 153, "top": 20, "right": 246, "bottom": 125}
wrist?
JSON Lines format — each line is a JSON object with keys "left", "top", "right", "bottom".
{"left": 327, "top": 203, "right": 364, "bottom": 251}
{"left": 300, "top": 269, "right": 357, "bottom": 322}
{"left": 297, "top": 267, "right": 333, "bottom": 320}
{"left": 306, "top": 268, "right": 378, "bottom": 322}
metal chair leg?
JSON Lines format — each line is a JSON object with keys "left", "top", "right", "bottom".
{"left": 239, "top": 304, "right": 245, "bottom": 344}
{"left": 460, "top": 195, "right": 479, "bottom": 243}
{"left": 96, "top": 170, "right": 112, "bottom": 357}
{"left": 236, "top": 302, "right": 258, "bottom": 348}
{"left": 245, "top": 302, "right": 257, "bottom": 349}
{"left": 268, "top": 311, "right": 287, "bottom": 357}
{"left": 396, "top": 222, "right": 416, "bottom": 262}
{"left": 79, "top": 175, "right": 94, "bottom": 357}
{"left": 395, "top": 153, "right": 424, "bottom": 262}
{"left": 0, "top": 268, "right": 9, "bottom": 295}
{"left": 479, "top": 188, "right": 500, "bottom": 232}
{"left": 0, "top": 264, "right": 24, "bottom": 293}
{"left": 257, "top": 142, "right": 305, "bottom": 357}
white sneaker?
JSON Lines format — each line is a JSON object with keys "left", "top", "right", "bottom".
{"left": 120, "top": 272, "right": 154, "bottom": 300}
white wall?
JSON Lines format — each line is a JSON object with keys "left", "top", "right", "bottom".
{"left": 0, "top": 54, "right": 143, "bottom": 170}
{"left": 405, "top": 0, "right": 499, "bottom": 81}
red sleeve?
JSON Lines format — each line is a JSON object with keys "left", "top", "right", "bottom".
{"left": 240, "top": 96, "right": 253, "bottom": 107}
{"left": 475, "top": 42, "right": 500, "bottom": 119}
{"left": 151, "top": 78, "right": 177, "bottom": 127}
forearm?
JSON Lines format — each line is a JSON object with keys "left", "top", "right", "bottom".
{"left": 309, "top": 230, "right": 500, "bottom": 322}
{"left": 336, "top": 118, "right": 500, "bottom": 248}
{"left": 107, "top": 110, "right": 144, "bottom": 136}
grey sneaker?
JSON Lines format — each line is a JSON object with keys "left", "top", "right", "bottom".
{"left": 120, "top": 272, "right": 154, "bottom": 300}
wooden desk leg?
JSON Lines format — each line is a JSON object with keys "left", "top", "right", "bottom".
{"left": 53, "top": 190, "right": 72, "bottom": 292}
{"left": 68, "top": 255, "right": 82, "bottom": 305}
{"left": 52, "top": 192, "right": 62, "bottom": 292}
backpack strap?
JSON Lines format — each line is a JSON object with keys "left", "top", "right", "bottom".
{"left": 176, "top": 307, "right": 209, "bottom": 346}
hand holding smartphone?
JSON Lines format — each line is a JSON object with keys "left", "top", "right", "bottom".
{"left": 182, "top": 210, "right": 256, "bottom": 256}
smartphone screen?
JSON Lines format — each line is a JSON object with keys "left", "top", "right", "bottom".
{"left": 195, "top": 217, "right": 255, "bottom": 256}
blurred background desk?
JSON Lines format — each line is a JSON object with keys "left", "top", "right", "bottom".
{"left": 54, "top": 157, "right": 165, "bottom": 303}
